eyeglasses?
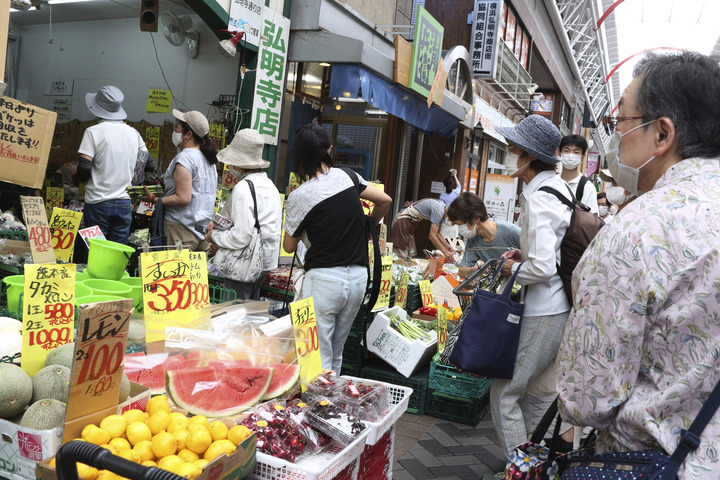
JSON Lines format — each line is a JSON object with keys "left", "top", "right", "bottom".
{"left": 602, "top": 115, "right": 645, "bottom": 129}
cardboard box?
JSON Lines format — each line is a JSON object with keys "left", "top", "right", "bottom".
{"left": 366, "top": 306, "right": 437, "bottom": 378}
{"left": 0, "top": 417, "right": 63, "bottom": 480}
{"left": 117, "top": 382, "right": 151, "bottom": 414}
{"left": 430, "top": 275, "right": 461, "bottom": 310}
{"left": 36, "top": 432, "right": 257, "bottom": 480}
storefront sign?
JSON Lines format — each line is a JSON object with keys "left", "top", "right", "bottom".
{"left": 409, "top": 6, "right": 444, "bottom": 98}
{"left": 45, "top": 186, "right": 64, "bottom": 219}
{"left": 251, "top": 10, "right": 290, "bottom": 145}
{"left": 474, "top": 95, "right": 515, "bottom": 143}
{"left": 227, "top": 0, "right": 263, "bottom": 47}
{"left": 437, "top": 307, "right": 448, "bottom": 353}
{"left": 372, "top": 255, "right": 394, "bottom": 311}
{"left": 79, "top": 225, "right": 106, "bottom": 247}
{"left": 470, "top": 0, "right": 501, "bottom": 77}
{"left": 289, "top": 297, "right": 322, "bottom": 390}
{"left": 530, "top": 93, "right": 554, "bottom": 117}
{"left": 49, "top": 207, "right": 82, "bottom": 262}
{"left": 395, "top": 274, "right": 409, "bottom": 309}
{"left": 20, "top": 195, "right": 55, "bottom": 264}
{"left": 419, "top": 279, "right": 433, "bottom": 307}
{"left": 469, "top": 170, "right": 479, "bottom": 194}
{"left": 21, "top": 264, "right": 75, "bottom": 376}
{"left": 146, "top": 127, "right": 160, "bottom": 160}
{"left": 146, "top": 89, "right": 172, "bottom": 113}
{"left": 483, "top": 173, "right": 516, "bottom": 222}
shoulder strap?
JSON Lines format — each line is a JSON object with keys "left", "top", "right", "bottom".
{"left": 340, "top": 167, "right": 361, "bottom": 193}
{"left": 576, "top": 175, "right": 588, "bottom": 201}
{"left": 244, "top": 179, "right": 260, "bottom": 230}
{"left": 539, "top": 185, "right": 575, "bottom": 210}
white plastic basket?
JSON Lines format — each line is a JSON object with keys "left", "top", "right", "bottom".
{"left": 247, "top": 430, "right": 367, "bottom": 480}
{"left": 343, "top": 375, "right": 413, "bottom": 445}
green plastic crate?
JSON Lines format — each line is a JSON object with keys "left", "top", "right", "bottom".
{"left": 209, "top": 284, "right": 237, "bottom": 303}
{"left": 0, "top": 230, "right": 28, "bottom": 241}
{"left": 424, "top": 388, "right": 490, "bottom": 426}
{"left": 342, "top": 331, "right": 365, "bottom": 368}
{"left": 361, "top": 359, "right": 428, "bottom": 415}
{"left": 429, "top": 360, "right": 493, "bottom": 398}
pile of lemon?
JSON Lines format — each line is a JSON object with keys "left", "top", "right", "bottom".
{"left": 51, "top": 395, "right": 253, "bottom": 480}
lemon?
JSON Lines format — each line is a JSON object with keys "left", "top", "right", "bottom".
{"left": 205, "top": 439, "right": 236, "bottom": 461}
{"left": 108, "top": 437, "right": 131, "bottom": 452}
{"left": 173, "top": 429, "right": 189, "bottom": 451}
{"left": 126, "top": 421, "right": 152, "bottom": 446}
{"left": 227, "top": 425, "right": 252, "bottom": 445}
{"left": 98, "top": 444, "right": 117, "bottom": 455}
{"left": 121, "top": 409, "right": 148, "bottom": 423}
{"left": 208, "top": 421, "right": 228, "bottom": 441}
{"left": 95, "top": 470, "right": 118, "bottom": 480}
{"left": 146, "top": 395, "right": 171, "bottom": 416}
{"left": 193, "top": 459, "right": 209, "bottom": 470}
{"left": 147, "top": 410, "right": 170, "bottom": 435}
{"left": 157, "top": 455, "right": 183, "bottom": 472}
{"left": 167, "top": 419, "right": 188, "bottom": 434}
{"left": 49, "top": 458, "right": 56, "bottom": 467}
{"left": 117, "top": 449, "right": 141, "bottom": 463}
{"left": 169, "top": 412, "right": 190, "bottom": 424}
{"left": 186, "top": 427, "right": 212, "bottom": 455}
{"left": 133, "top": 440, "right": 155, "bottom": 462}
{"left": 82, "top": 425, "right": 111, "bottom": 446}
{"left": 99, "top": 415, "right": 127, "bottom": 439}
{"left": 174, "top": 462, "right": 202, "bottom": 480}
{"left": 77, "top": 462, "right": 99, "bottom": 480}
{"left": 188, "top": 415, "right": 211, "bottom": 431}
{"left": 151, "top": 431, "right": 177, "bottom": 459}
{"left": 177, "top": 448, "right": 200, "bottom": 463}
{"left": 141, "top": 460, "right": 157, "bottom": 468}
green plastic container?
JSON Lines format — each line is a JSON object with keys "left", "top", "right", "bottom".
{"left": 82, "top": 279, "right": 132, "bottom": 299}
{"left": 87, "top": 238, "right": 135, "bottom": 280}
{"left": 2, "top": 275, "right": 24, "bottom": 314}
{"left": 75, "top": 282, "right": 93, "bottom": 299}
{"left": 118, "top": 277, "right": 143, "bottom": 312}
{"left": 75, "top": 294, "right": 125, "bottom": 306}
{"left": 76, "top": 270, "right": 93, "bottom": 281}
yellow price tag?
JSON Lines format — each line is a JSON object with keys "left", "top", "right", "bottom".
{"left": 146, "top": 89, "right": 172, "bottom": 113}
{"left": 146, "top": 127, "right": 160, "bottom": 159}
{"left": 290, "top": 297, "right": 322, "bottom": 392}
{"left": 188, "top": 251, "right": 210, "bottom": 312}
{"left": 372, "top": 255, "right": 393, "bottom": 311}
{"left": 419, "top": 279, "right": 433, "bottom": 307}
{"left": 361, "top": 182, "right": 384, "bottom": 215}
{"left": 21, "top": 264, "right": 75, "bottom": 376}
{"left": 437, "top": 307, "right": 448, "bottom": 353}
{"left": 49, "top": 207, "right": 82, "bottom": 262}
{"left": 222, "top": 164, "right": 241, "bottom": 189}
{"left": 45, "top": 187, "right": 64, "bottom": 219}
{"left": 395, "top": 274, "right": 409, "bottom": 309}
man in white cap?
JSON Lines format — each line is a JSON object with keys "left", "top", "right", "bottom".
{"left": 78, "top": 85, "right": 147, "bottom": 245}
{"left": 205, "top": 129, "right": 282, "bottom": 300}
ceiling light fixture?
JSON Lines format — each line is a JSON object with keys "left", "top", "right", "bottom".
{"left": 318, "top": 62, "right": 331, "bottom": 67}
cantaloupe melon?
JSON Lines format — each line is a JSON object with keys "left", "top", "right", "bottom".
{"left": 0, "top": 363, "right": 32, "bottom": 418}
{"left": 45, "top": 342, "right": 75, "bottom": 369}
{"left": 32, "top": 365, "right": 71, "bottom": 403}
{"left": 20, "top": 399, "right": 66, "bottom": 430}
{"left": 119, "top": 373, "right": 130, "bottom": 402}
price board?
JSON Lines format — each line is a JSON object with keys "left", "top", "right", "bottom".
{"left": 188, "top": 251, "right": 210, "bottom": 312}
{"left": 45, "top": 186, "right": 64, "bottom": 219}
{"left": 222, "top": 164, "right": 241, "bottom": 189}
{"left": 372, "top": 255, "right": 393, "bottom": 311}
{"left": 419, "top": 279, "right": 434, "bottom": 307}
{"left": 20, "top": 195, "right": 56, "bottom": 264}
{"left": 136, "top": 199, "right": 155, "bottom": 215}
{"left": 394, "top": 274, "right": 409, "bottom": 309}
{"left": 48, "top": 207, "right": 82, "bottom": 262}
{"left": 140, "top": 249, "right": 207, "bottom": 343}
{"left": 437, "top": 306, "right": 448, "bottom": 353}
{"left": 63, "top": 298, "right": 133, "bottom": 443}
{"left": 78, "top": 225, "right": 106, "bottom": 248}
{"left": 21, "top": 264, "right": 75, "bottom": 376}
{"left": 146, "top": 127, "right": 160, "bottom": 159}
{"left": 361, "top": 182, "right": 384, "bottom": 216}
{"left": 289, "top": 297, "right": 322, "bottom": 392}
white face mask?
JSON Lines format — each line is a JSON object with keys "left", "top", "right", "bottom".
{"left": 172, "top": 131, "right": 184, "bottom": 147}
{"left": 560, "top": 153, "right": 582, "bottom": 169}
{"left": 606, "top": 185, "right": 631, "bottom": 206}
{"left": 598, "top": 205, "right": 609, "bottom": 217}
{"left": 505, "top": 150, "right": 529, "bottom": 177}
{"left": 606, "top": 119, "right": 657, "bottom": 196}
{"left": 457, "top": 222, "right": 477, "bottom": 239}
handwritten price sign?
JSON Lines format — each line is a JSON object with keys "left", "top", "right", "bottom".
{"left": 21, "top": 195, "right": 56, "bottom": 264}
{"left": 289, "top": 297, "right": 322, "bottom": 391}
{"left": 45, "top": 187, "right": 64, "bottom": 219}
{"left": 437, "top": 307, "right": 448, "bottom": 353}
{"left": 146, "top": 127, "right": 160, "bottom": 159}
{"left": 222, "top": 164, "right": 241, "bottom": 189}
{"left": 49, "top": 207, "right": 82, "bottom": 262}
{"left": 419, "top": 279, "right": 434, "bottom": 307}
{"left": 21, "top": 264, "right": 75, "bottom": 376}
{"left": 63, "top": 298, "right": 133, "bottom": 443}
{"left": 394, "top": 274, "right": 409, "bottom": 309}
{"left": 78, "top": 225, "right": 106, "bottom": 248}
{"left": 188, "top": 251, "right": 210, "bottom": 312}
{"left": 372, "top": 255, "right": 393, "bottom": 311}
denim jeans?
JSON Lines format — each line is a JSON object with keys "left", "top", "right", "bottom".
{"left": 300, "top": 265, "right": 368, "bottom": 371}
{"left": 83, "top": 199, "right": 133, "bottom": 245}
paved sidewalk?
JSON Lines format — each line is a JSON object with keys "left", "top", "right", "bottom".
{"left": 391, "top": 394, "right": 556, "bottom": 479}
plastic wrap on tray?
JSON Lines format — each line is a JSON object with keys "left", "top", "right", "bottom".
{"left": 239, "top": 401, "right": 314, "bottom": 462}
{"left": 306, "top": 397, "right": 367, "bottom": 446}
{"left": 275, "top": 399, "right": 331, "bottom": 453}
{"left": 304, "top": 372, "right": 349, "bottom": 398}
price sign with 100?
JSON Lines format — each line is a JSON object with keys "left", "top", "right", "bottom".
{"left": 419, "top": 279, "right": 433, "bottom": 307}
{"left": 437, "top": 307, "right": 448, "bottom": 353}
{"left": 372, "top": 255, "right": 393, "bottom": 311}
{"left": 289, "top": 297, "right": 321, "bottom": 391}
{"left": 395, "top": 274, "right": 409, "bottom": 309}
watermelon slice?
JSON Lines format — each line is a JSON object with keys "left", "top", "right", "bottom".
{"left": 166, "top": 365, "right": 272, "bottom": 417}
{"left": 262, "top": 363, "right": 301, "bottom": 400}
{"left": 124, "top": 351, "right": 202, "bottom": 394}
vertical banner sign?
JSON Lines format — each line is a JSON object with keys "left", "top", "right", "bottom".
{"left": 49, "top": 208, "right": 82, "bottom": 262}
{"left": 0, "top": 97, "right": 57, "bottom": 189}
{"left": 21, "top": 264, "right": 75, "bottom": 376}
{"left": 419, "top": 279, "right": 434, "bottom": 307}
{"left": 372, "top": 255, "right": 394, "bottom": 311}
{"left": 408, "top": 7, "right": 444, "bottom": 99}
{"left": 78, "top": 225, "right": 106, "bottom": 248}
{"left": 227, "top": 0, "right": 263, "bottom": 47}
{"left": 251, "top": 10, "right": 290, "bottom": 145}
{"left": 20, "top": 196, "right": 56, "bottom": 264}
{"left": 63, "top": 299, "right": 133, "bottom": 443}
{"left": 45, "top": 187, "right": 64, "bottom": 219}
{"left": 289, "top": 297, "right": 322, "bottom": 391}
{"left": 437, "top": 307, "right": 448, "bottom": 353}
{"left": 188, "top": 251, "right": 210, "bottom": 312}
{"left": 146, "top": 127, "right": 160, "bottom": 160}
{"left": 141, "top": 249, "right": 204, "bottom": 343}
{"left": 471, "top": 0, "right": 501, "bottom": 77}
{"left": 394, "top": 274, "right": 409, "bottom": 309}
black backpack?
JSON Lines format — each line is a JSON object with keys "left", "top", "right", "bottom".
{"left": 539, "top": 184, "right": 605, "bottom": 303}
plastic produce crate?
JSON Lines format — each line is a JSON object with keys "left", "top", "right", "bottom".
{"left": 209, "top": 283, "right": 237, "bottom": 303}
{"left": 404, "top": 283, "right": 422, "bottom": 315}
{"left": 424, "top": 388, "right": 490, "bottom": 426}
{"left": 360, "top": 359, "right": 428, "bottom": 415}
{"left": 429, "top": 360, "right": 493, "bottom": 398}
{"left": 343, "top": 376, "right": 412, "bottom": 445}
{"left": 0, "top": 230, "right": 28, "bottom": 241}
{"left": 341, "top": 331, "right": 365, "bottom": 372}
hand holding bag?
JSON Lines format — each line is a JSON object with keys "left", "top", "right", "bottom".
{"left": 214, "top": 179, "right": 264, "bottom": 283}
{"left": 445, "top": 258, "right": 524, "bottom": 379}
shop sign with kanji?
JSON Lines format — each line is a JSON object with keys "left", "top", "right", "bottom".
{"left": 408, "top": 6, "right": 444, "bottom": 98}
{"left": 251, "top": 10, "right": 290, "bottom": 146}
{"left": 228, "top": 0, "right": 263, "bottom": 47}
{"left": 471, "top": 0, "right": 501, "bottom": 77}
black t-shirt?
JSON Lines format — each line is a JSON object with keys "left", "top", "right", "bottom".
{"left": 284, "top": 168, "right": 368, "bottom": 271}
